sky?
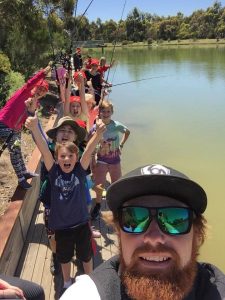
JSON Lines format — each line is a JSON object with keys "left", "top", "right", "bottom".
{"left": 76, "top": 0, "right": 225, "bottom": 21}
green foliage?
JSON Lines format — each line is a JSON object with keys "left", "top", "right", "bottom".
{"left": 0, "top": 53, "right": 11, "bottom": 74}
{"left": 147, "top": 38, "right": 153, "bottom": 45}
{"left": 0, "top": 70, "right": 24, "bottom": 109}
{"left": 7, "top": 71, "right": 25, "bottom": 99}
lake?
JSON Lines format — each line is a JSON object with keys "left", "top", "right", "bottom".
{"left": 93, "top": 45, "right": 225, "bottom": 271}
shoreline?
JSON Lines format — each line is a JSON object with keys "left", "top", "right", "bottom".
{"left": 101, "top": 38, "right": 225, "bottom": 48}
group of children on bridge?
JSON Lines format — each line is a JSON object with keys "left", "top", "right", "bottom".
{"left": 0, "top": 47, "right": 130, "bottom": 297}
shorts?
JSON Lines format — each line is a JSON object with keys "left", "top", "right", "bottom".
{"left": 93, "top": 161, "right": 122, "bottom": 186}
{"left": 55, "top": 223, "right": 93, "bottom": 264}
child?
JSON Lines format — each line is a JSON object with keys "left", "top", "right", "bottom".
{"left": 39, "top": 116, "right": 87, "bottom": 276}
{"left": 25, "top": 113, "right": 106, "bottom": 295}
{"left": 98, "top": 56, "right": 115, "bottom": 79}
{"left": 0, "top": 64, "right": 50, "bottom": 189}
{"left": 63, "top": 72, "right": 89, "bottom": 129}
{"left": 90, "top": 99, "right": 130, "bottom": 220}
{"left": 84, "top": 59, "right": 102, "bottom": 106}
{"left": 85, "top": 93, "right": 99, "bottom": 129}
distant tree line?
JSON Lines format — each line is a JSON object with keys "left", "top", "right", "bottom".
{"left": 0, "top": 0, "right": 225, "bottom": 105}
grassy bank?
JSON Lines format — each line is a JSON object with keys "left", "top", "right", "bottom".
{"left": 103, "top": 38, "right": 225, "bottom": 48}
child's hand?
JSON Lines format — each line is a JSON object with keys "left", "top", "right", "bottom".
{"left": 95, "top": 117, "right": 106, "bottom": 136}
{"left": 25, "top": 97, "right": 38, "bottom": 113}
{"left": 87, "top": 79, "right": 93, "bottom": 88}
{"left": 74, "top": 72, "right": 84, "bottom": 88}
{"left": 25, "top": 111, "right": 39, "bottom": 132}
{"left": 44, "top": 63, "right": 52, "bottom": 75}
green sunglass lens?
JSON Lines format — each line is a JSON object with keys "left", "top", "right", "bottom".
{"left": 121, "top": 207, "right": 150, "bottom": 233}
{"left": 157, "top": 208, "right": 190, "bottom": 234}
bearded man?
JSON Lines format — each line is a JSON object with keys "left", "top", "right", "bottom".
{"left": 60, "top": 164, "right": 225, "bottom": 300}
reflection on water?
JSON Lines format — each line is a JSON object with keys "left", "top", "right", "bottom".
{"left": 94, "top": 46, "right": 225, "bottom": 271}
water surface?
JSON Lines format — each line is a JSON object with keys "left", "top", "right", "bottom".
{"left": 95, "top": 45, "right": 225, "bottom": 271}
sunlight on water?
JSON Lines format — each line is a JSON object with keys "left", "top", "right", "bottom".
{"left": 97, "top": 46, "right": 225, "bottom": 271}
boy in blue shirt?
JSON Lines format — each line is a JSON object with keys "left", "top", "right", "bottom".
{"left": 25, "top": 113, "right": 106, "bottom": 294}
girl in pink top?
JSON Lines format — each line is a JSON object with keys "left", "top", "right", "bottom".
{"left": 0, "top": 64, "right": 50, "bottom": 189}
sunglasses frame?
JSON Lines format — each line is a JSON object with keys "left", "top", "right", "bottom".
{"left": 118, "top": 206, "right": 194, "bottom": 236}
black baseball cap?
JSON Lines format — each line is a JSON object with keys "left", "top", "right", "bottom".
{"left": 106, "top": 164, "right": 207, "bottom": 215}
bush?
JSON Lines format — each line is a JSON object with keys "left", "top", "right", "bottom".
{"left": 0, "top": 70, "right": 24, "bottom": 109}
{"left": 122, "top": 40, "right": 128, "bottom": 45}
{"left": 0, "top": 53, "right": 11, "bottom": 74}
{"left": 7, "top": 71, "right": 25, "bottom": 98}
{"left": 147, "top": 38, "right": 153, "bottom": 45}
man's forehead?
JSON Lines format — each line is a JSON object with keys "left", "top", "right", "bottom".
{"left": 123, "top": 195, "right": 188, "bottom": 208}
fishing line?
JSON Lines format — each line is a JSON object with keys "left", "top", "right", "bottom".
{"left": 112, "top": 75, "right": 172, "bottom": 87}
{"left": 70, "top": 0, "right": 95, "bottom": 50}
{"left": 105, "top": 0, "right": 127, "bottom": 84}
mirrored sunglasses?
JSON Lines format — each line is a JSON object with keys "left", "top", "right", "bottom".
{"left": 118, "top": 206, "right": 193, "bottom": 235}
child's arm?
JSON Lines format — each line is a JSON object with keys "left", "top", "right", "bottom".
{"left": 120, "top": 128, "right": 130, "bottom": 149}
{"left": 80, "top": 117, "right": 106, "bottom": 170}
{"left": 76, "top": 73, "right": 89, "bottom": 116}
{"left": 25, "top": 112, "right": 54, "bottom": 171}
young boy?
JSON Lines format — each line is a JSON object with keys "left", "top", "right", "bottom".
{"left": 90, "top": 99, "right": 130, "bottom": 220}
{"left": 40, "top": 116, "right": 87, "bottom": 276}
{"left": 25, "top": 113, "right": 106, "bottom": 295}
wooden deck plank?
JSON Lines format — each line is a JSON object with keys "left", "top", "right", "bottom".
{"left": 20, "top": 208, "right": 44, "bottom": 281}
{"left": 41, "top": 247, "right": 54, "bottom": 300}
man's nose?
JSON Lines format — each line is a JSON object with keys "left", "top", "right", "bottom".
{"left": 143, "top": 218, "right": 165, "bottom": 246}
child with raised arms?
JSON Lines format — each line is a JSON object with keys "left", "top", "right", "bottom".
{"left": 25, "top": 113, "right": 106, "bottom": 296}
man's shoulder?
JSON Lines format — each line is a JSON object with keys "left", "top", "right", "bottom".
{"left": 196, "top": 262, "right": 225, "bottom": 298}
{"left": 89, "top": 256, "right": 121, "bottom": 299}
{"left": 199, "top": 262, "right": 225, "bottom": 279}
{"left": 92, "top": 255, "right": 119, "bottom": 274}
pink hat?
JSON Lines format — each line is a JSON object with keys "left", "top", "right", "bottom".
{"left": 70, "top": 96, "right": 81, "bottom": 103}
{"left": 36, "top": 79, "right": 49, "bottom": 91}
{"left": 91, "top": 59, "right": 99, "bottom": 66}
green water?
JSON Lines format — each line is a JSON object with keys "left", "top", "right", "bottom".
{"left": 94, "top": 45, "right": 225, "bottom": 271}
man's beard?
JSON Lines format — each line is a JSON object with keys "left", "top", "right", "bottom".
{"left": 120, "top": 240, "right": 199, "bottom": 300}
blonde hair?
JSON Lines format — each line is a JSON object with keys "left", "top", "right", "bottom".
{"left": 99, "top": 99, "right": 114, "bottom": 113}
{"left": 85, "top": 93, "right": 95, "bottom": 104}
{"left": 100, "top": 57, "right": 106, "bottom": 66}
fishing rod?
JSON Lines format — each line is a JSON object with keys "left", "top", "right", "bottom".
{"left": 105, "top": 0, "right": 127, "bottom": 84}
{"left": 69, "top": 0, "right": 95, "bottom": 53}
{"left": 112, "top": 75, "right": 172, "bottom": 87}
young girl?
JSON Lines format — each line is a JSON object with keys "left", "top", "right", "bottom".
{"left": 0, "top": 65, "right": 50, "bottom": 189}
{"left": 90, "top": 100, "right": 130, "bottom": 220}
{"left": 25, "top": 113, "right": 106, "bottom": 295}
{"left": 63, "top": 72, "right": 89, "bottom": 127}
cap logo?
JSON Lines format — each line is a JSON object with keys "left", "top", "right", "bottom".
{"left": 141, "top": 164, "right": 170, "bottom": 175}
